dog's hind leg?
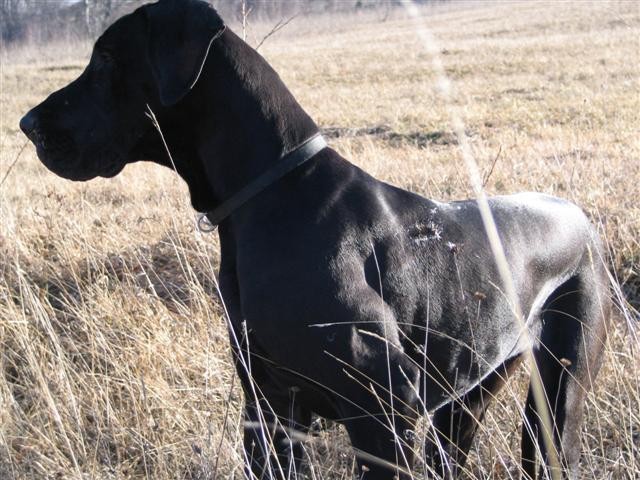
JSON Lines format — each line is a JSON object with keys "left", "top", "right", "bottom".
{"left": 521, "top": 263, "right": 608, "bottom": 479}
{"left": 424, "top": 355, "right": 523, "bottom": 479}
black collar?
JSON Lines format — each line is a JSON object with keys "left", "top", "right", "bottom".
{"left": 200, "top": 133, "right": 327, "bottom": 229}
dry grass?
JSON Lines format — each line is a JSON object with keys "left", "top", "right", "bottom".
{"left": 1, "top": 1, "right": 638, "bottom": 479}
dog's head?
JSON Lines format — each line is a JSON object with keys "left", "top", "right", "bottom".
{"left": 19, "top": 0, "right": 224, "bottom": 181}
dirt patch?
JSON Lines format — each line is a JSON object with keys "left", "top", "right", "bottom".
{"left": 322, "top": 124, "right": 467, "bottom": 147}
{"left": 40, "top": 65, "right": 83, "bottom": 72}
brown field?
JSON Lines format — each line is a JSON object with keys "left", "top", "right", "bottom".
{"left": 1, "top": 1, "right": 638, "bottom": 479}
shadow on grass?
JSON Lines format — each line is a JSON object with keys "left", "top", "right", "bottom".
{"left": 0, "top": 235, "right": 224, "bottom": 478}
{"left": 322, "top": 124, "right": 474, "bottom": 148}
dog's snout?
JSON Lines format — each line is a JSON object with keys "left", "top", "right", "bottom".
{"left": 20, "top": 110, "right": 39, "bottom": 139}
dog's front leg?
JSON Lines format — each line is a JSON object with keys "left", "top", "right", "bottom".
{"left": 336, "top": 331, "right": 422, "bottom": 480}
{"left": 218, "top": 270, "right": 311, "bottom": 479}
{"left": 242, "top": 388, "right": 312, "bottom": 480}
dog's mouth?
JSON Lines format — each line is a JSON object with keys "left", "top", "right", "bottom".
{"left": 100, "top": 161, "right": 126, "bottom": 178}
{"left": 34, "top": 140, "right": 125, "bottom": 182}
{"left": 21, "top": 113, "right": 127, "bottom": 181}
{"left": 33, "top": 138, "right": 85, "bottom": 180}
{"left": 38, "top": 155, "right": 97, "bottom": 181}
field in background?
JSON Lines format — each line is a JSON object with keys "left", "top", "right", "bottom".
{"left": 1, "top": 1, "right": 638, "bottom": 478}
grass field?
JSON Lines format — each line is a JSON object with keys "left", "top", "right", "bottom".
{"left": 1, "top": 1, "right": 638, "bottom": 478}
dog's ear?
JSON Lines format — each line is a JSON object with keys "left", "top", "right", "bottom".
{"left": 145, "top": 0, "right": 225, "bottom": 106}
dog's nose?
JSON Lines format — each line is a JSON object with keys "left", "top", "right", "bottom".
{"left": 19, "top": 111, "right": 39, "bottom": 138}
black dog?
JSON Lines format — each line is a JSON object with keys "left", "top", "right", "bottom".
{"left": 20, "top": 1, "right": 609, "bottom": 478}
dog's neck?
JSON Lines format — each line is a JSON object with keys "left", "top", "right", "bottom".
{"left": 169, "top": 28, "right": 320, "bottom": 213}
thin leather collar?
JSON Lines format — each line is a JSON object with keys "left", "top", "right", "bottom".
{"left": 200, "top": 133, "right": 327, "bottom": 229}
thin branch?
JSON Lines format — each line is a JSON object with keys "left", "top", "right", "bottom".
{"left": 482, "top": 144, "right": 502, "bottom": 188}
{"left": 241, "top": 0, "right": 252, "bottom": 42}
{"left": 0, "top": 139, "right": 28, "bottom": 188}
{"left": 255, "top": 13, "right": 299, "bottom": 51}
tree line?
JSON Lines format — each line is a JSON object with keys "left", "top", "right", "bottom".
{"left": 1, "top": 0, "right": 430, "bottom": 46}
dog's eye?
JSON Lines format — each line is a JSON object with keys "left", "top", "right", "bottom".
{"left": 98, "top": 49, "right": 116, "bottom": 66}
{"left": 93, "top": 39, "right": 117, "bottom": 66}
{"left": 90, "top": 51, "right": 118, "bottom": 87}
{"left": 87, "top": 50, "right": 117, "bottom": 91}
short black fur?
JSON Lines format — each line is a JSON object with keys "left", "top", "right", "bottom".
{"left": 20, "top": 1, "right": 610, "bottom": 479}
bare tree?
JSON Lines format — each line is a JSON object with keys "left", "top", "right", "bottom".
{"left": 1, "top": 0, "right": 425, "bottom": 47}
{"left": 0, "top": 0, "right": 25, "bottom": 42}
{"left": 83, "top": 0, "right": 113, "bottom": 38}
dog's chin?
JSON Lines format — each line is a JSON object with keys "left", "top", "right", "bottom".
{"left": 37, "top": 147, "right": 126, "bottom": 181}
{"left": 43, "top": 164, "right": 99, "bottom": 182}
{"left": 38, "top": 155, "right": 95, "bottom": 181}
{"left": 41, "top": 158, "right": 125, "bottom": 182}
{"left": 100, "top": 162, "right": 126, "bottom": 178}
